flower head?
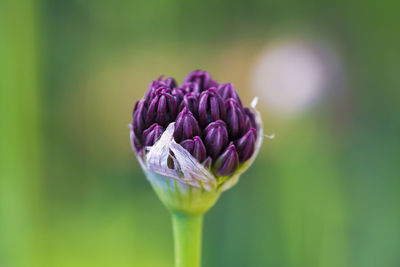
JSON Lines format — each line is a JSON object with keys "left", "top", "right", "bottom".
{"left": 130, "top": 70, "right": 263, "bottom": 213}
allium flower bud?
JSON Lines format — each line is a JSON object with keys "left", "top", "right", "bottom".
{"left": 204, "top": 120, "right": 229, "bottom": 160}
{"left": 130, "top": 70, "right": 265, "bottom": 216}
{"left": 244, "top": 107, "right": 257, "bottom": 130}
{"left": 198, "top": 88, "right": 226, "bottom": 126}
{"left": 132, "top": 99, "right": 147, "bottom": 136}
{"left": 143, "top": 123, "right": 165, "bottom": 147}
{"left": 180, "top": 136, "right": 206, "bottom": 163}
{"left": 172, "top": 87, "right": 186, "bottom": 104}
{"left": 235, "top": 128, "right": 257, "bottom": 163}
{"left": 180, "top": 82, "right": 200, "bottom": 94}
{"left": 130, "top": 70, "right": 268, "bottom": 267}
{"left": 225, "top": 98, "right": 248, "bottom": 139}
{"left": 173, "top": 108, "right": 201, "bottom": 143}
{"left": 183, "top": 70, "right": 218, "bottom": 92}
{"left": 214, "top": 142, "right": 239, "bottom": 176}
{"left": 145, "top": 77, "right": 176, "bottom": 103}
{"left": 146, "top": 90, "right": 177, "bottom": 127}
{"left": 217, "top": 83, "right": 242, "bottom": 106}
{"left": 162, "top": 77, "right": 177, "bottom": 88}
{"left": 179, "top": 92, "right": 199, "bottom": 118}
{"left": 131, "top": 132, "right": 142, "bottom": 153}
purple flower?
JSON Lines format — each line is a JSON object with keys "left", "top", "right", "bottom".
{"left": 130, "top": 71, "right": 266, "bottom": 267}
{"left": 146, "top": 90, "right": 177, "bottom": 127}
{"left": 198, "top": 88, "right": 226, "bottom": 126}
{"left": 180, "top": 136, "right": 207, "bottom": 162}
{"left": 132, "top": 99, "right": 147, "bottom": 136}
{"left": 183, "top": 70, "right": 218, "bottom": 92}
{"left": 179, "top": 92, "right": 199, "bottom": 118}
{"left": 131, "top": 70, "right": 261, "bottom": 177}
{"left": 131, "top": 131, "right": 142, "bottom": 153}
{"left": 204, "top": 120, "right": 229, "bottom": 160}
{"left": 145, "top": 77, "right": 176, "bottom": 103}
{"left": 173, "top": 108, "right": 201, "bottom": 143}
{"left": 235, "top": 128, "right": 257, "bottom": 163}
{"left": 214, "top": 142, "right": 239, "bottom": 176}
{"left": 217, "top": 83, "right": 242, "bottom": 106}
{"left": 172, "top": 87, "right": 186, "bottom": 104}
{"left": 180, "top": 82, "right": 200, "bottom": 94}
{"left": 162, "top": 77, "right": 177, "bottom": 88}
{"left": 244, "top": 107, "right": 257, "bottom": 131}
{"left": 225, "top": 98, "right": 248, "bottom": 139}
{"left": 143, "top": 123, "right": 165, "bottom": 147}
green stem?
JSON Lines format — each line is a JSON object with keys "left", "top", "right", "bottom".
{"left": 171, "top": 212, "right": 204, "bottom": 267}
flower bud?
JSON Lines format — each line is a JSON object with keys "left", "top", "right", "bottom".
{"left": 130, "top": 70, "right": 265, "bottom": 216}
{"left": 225, "top": 98, "right": 248, "bottom": 139}
{"left": 235, "top": 128, "right": 257, "bottom": 163}
{"left": 145, "top": 76, "right": 176, "bottom": 102}
{"left": 217, "top": 83, "right": 242, "bottom": 106}
{"left": 183, "top": 70, "right": 218, "bottom": 92}
{"left": 198, "top": 88, "right": 226, "bottom": 126}
{"left": 143, "top": 123, "right": 165, "bottom": 147}
{"left": 180, "top": 82, "right": 200, "bottom": 94}
{"left": 180, "top": 136, "right": 206, "bottom": 163}
{"left": 173, "top": 108, "right": 201, "bottom": 143}
{"left": 244, "top": 107, "right": 257, "bottom": 131}
{"left": 131, "top": 131, "right": 142, "bottom": 153}
{"left": 132, "top": 99, "right": 147, "bottom": 136}
{"left": 179, "top": 92, "right": 199, "bottom": 118}
{"left": 204, "top": 120, "right": 228, "bottom": 160}
{"left": 162, "top": 77, "right": 177, "bottom": 88}
{"left": 155, "top": 86, "right": 172, "bottom": 95}
{"left": 214, "top": 142, "right": 239, "bottom": 176}
{"left": 144, "top": 82, "right": 158, "bottom": 103}
{"left": 146, "top": 91, "right": 177, "bottom": 127}
{"left": 172, "top": 87, "right": 186, "bottom": 104}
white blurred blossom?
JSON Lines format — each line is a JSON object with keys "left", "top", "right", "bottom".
{"left": 251, "top": 39, "right": 343, "bottom": 116}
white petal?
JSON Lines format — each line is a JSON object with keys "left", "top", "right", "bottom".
{"left": 144, "top": 123, "right": 216, "bottom": 191}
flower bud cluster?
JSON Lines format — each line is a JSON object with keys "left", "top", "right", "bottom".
{"left": 132, "top": 70, "right": 258, "bottom": 177}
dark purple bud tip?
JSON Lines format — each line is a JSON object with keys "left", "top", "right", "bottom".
{"left": 163, "top": 77, "right": 177, "bottom": 88}
{"left": 180, "top": 82, "right": 200, "bottom": 94}
{"left": 143, "top": 123, "right": 165, "bottom": 147}
{"left": 198, "top": 88, "right": 226, "bottom": 126}
{"left": 145, "top": 78, "right": 175, "bottom": 103}
{"left": 244, "top": 107, "right": 257, "bottom": 131}
{"left": 204, "top": 120, "right": 228, "bottom": 160}
{"left": 146, "top": 91, "right": 177, "bottom": 127}
{"left": 131, "top": 130, "right": 142, "bottom": 152}
{"left": 155, "top": 86, "right": 172, "bottom": 95}
{"left": 183, "top": 70, "right": 213, "bottom": 92}
{"left": 145, "top": 82, "right": 158, "bottom": 103}
{"left": 180, "top": 136, "right": 206, "bottom": 162}
{"left": 235, "top": 128, "right": 257, "bottom": 163}
{"left": 173, "top": 108, "right": 201, "bottom": 143}
{"left": 179, "top": 92, "right": 199, "bottom": 118}
{"left": 133, "top": 99, "right": 147, "bottom": 136}
{"left": 214, "top": 142, "right": 239, "bottom": 176}
{"left": 172, "top": 87, "right": 186, "bottom": 105}
{"left": 225, "top": 98, "right": 247, "bottom": 139}
{"left": 217, "top": 83, "right": 242, "bottom": 105}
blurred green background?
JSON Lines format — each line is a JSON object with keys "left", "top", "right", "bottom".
{"left": 1, "top": 0, "right": 399, "bottom": 266}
